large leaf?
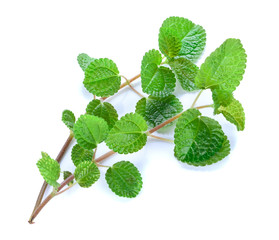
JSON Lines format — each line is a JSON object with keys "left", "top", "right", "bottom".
{"left": 159, "top": 16, "right": 206, "bottom": 61}
{"left": 174, "top": 109, "right": 225, "bottom": 166}
{"left": 83, "top": 58, "right": 121, "bottom": 97}
{"left": 36, "top": 152, "right": 60, "bottom": 188}
{"left": 195, "top": 38, "right": 247, "bottom": 91}
{"left": 135, "top": 95, "right": 183, "bottom": 128}
{"left": 105, "top": 161, "right": 142, "bottom": 198}
{"left": 106, "top": 113, "right": 148, "bottom": 154}
{"left": 73, "top": 114, "right": 109, "bottom": 150}
{"left": 86, "top": 99, "right": 118, "bottom": 129}
{"left": 169, "top": 57, "right": 199, "bottom": 91}
{"left": 74, "top": 161, "right": 100, "bottom": 188}
{"left": 141, "top": 49, "right": 176, "bottom": 97}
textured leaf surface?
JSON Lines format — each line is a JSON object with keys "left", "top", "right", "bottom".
{"left": 105, "top": 161, "right": 142, "bottom": 198}
{"left": 73, "top": 114, "right": 109, "bottom": 150}
{"left": 216, "top": 98, "right": 245, "bottom": 131}
{"left": 62, "top": 110, "right": 75, "bottom": 131}
{"left": 106, "top": 113, "right": 148, "bottom": 154}
{"left": 169, "top": 57, "right": 199, "bottom": 91}
{"left": 86, "top": 99, "right": 118, "bottom": 129}
{"left": 77, "top": 53, "right": 95, "bottom": 71}
{"left": 83, "top": 58, "right": 121, "bottom": 97}
{"left": 74, "top": 161, "right": 100, "bottom": 188}
{"left": 174, "top": 109, "right": 225, "bottom": 166}
{"left": 159, "top": 16, "right": 206, "bottom": 61}
{"left": 135, "top": 95, "right": 183, "bottom": 128}
{"left": 37, "top": 152, "right": 60, "bottom": 188}
{"left": 71, "top": 144, "right": 94, "bottom": 167}
{"left": 63, "top": 171, "right": 74, "bottom": 186}
{"left": 195, "top": 38, "right": 247, "bottom": 91}
{"left": 158, "top": 28, "right": 181, "bottom": 58}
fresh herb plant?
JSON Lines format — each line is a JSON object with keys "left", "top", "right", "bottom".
{"left": 28, "top": 16, "right": 247, "bottom": 223}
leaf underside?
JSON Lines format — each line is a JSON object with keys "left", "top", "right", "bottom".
{"left": 74, "top": 161, "right": 100, "bottom": 188}
{"left": 62, "top": 110, "right": 75, "bottom": 131}
{"left": 77, "top": 53, "right": 95, "bottom": 71}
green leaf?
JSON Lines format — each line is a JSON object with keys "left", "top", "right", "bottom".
{"left": 63, "top": 171, "right": 74, "bottom": 186}
{"left": 77, "top": 53, "right": 95, "bottom": 71}
{"left": 212, "top": 89, "right": 234, "bottom": 114}
{"left": 83, "top": 58, "right": 121, "bottom": 97}
{"left": 216, "top": 98, "right": 245, "bottom": 131}
{"left": 141, "top": 50, "right": 176, "bottom": 97}
{"left": 73, "top": 114, "right": 109, "bottom": 150}
{"left": 168, "top": 57, "right": 199, "bottom": 91}
{"left": 205, "top": 135, "right": 231, "bottom": 166}
{"left": 174, "top": 109, "right": 225, "bottom": 166}
{"left": 158, "top": 28, "right": 181, "bottom": 58}
{"left": 135, "top": 95, "right": 183, "bottom": 129}
{"left": 86, "top": 99, "right": 118, "bottom": 129}
{"left": 105, "top": 161, "right": 142, "bottom": 198}
{"left": 159, "top": 16, "right": 206, "bottom": 61}
{"left": 37, "top": 152, "right": 60, "bottom": 188}
{"left": 71, "top": 144, "right": 94, "bottom": 167}
{"left": 195, "top": 38, "right": 247, "bottom": 91}
{"left": 74, "top": 161, "right": 100, "bottom": 188}
{"left": 62, "top": 110, "right": 75, "bottom": 131}
{"left": 106, "top": 113, "right": 148, "bottom": 154}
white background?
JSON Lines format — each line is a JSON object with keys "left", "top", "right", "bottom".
{"left": 1, "top": 0, "right": 278, "bottom": 239}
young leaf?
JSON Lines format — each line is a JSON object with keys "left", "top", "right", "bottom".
{"left": 141, "top": 50, "right": 176, "bottom": 97}
{"left": 174, "top": 109, "right": 225, "bottom": 166}
{"left": 36, "top": 152, "right": 61, "bottom": 188}
{"left": 106, "top": 113, "right": 148, "bottom": 154}
{"left": 159, "top": 16, "right": 206, "bottom": 62}
{"left": 86, "top": 99, "right": 118, "bottom": 129}
{"left": 216, "top": 98, "right": 245, "bottom": 131}
{"left": 135, "top": 95, "right": 183, "bottom": 128}
{"left": 63, "top": 171, "right": 74, "bottom": 186}
{"left": 105, "top": 161, "right": 142, "bottom": 198}
{"left": 212, "top": 89, "right": 234, "bottom": 114}
{"left": 195, "top": 38, "right": 247, "bottom": 91}
{"left": 71, "top": 144, "right": 94, "bottom": 167}
{"left": 74, "top": 161, "right": 100, "bottom": 188}
{"left": 168, "top": 57, "right": 199, "bottom": 91}
{"left": 83, "top": 58, "right": 121, "bottom": 97}
{"left": 62, "top": 110, "right": 75, "bottom": 131}
{"left": 73, "top": 114, "right": 109, "bottom": 150}
{"left": 77, "top": 53, "right": 95, "bottom": 71}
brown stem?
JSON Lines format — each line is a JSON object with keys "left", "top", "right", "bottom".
{"left": 95, "top": 150, "right": 115, "bottom": 163}
{"left": 28, "top": 133, "right": 74, "bottom": 223}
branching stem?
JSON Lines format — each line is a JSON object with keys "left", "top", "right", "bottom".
{"left": 148, "top": 134, "right": 174, "bottom": 143}
{"left": 191, "top": 90, "right": 203, "bottom": 108}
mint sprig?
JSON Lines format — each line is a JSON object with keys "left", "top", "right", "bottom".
{"left": 29, "top": 16, "right": 247, "bottom": 223}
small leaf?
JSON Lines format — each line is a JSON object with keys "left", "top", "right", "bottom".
{"left": 159, "top": 16, "right": 206, "bottom": 61}
{"left": 168, "top": 57, "right": 199, "bottom": 91}
{"left": 73, "top": 114, "right": 109, "bottom": 150}
{"left": 216, "top": 98, "right": 245, "bottom": 131}
{"left": 141, "top": 50, "right": 176, "bottom": 97}
{"left": 86, "top": 99, "right": 118, "bottom": 129}
{"left": 74, "top": 161, "right": 100, "bottom": 188}
{"left": 62, "top": 110, "right": 75, "bottom": 131}
{"left": 63, "top": 171, "right": 74, "bottom": 186}
{"left": 212, "top": 89, "right": 234, "bottom": 114}
{"left": 105, "top": 161, "right": 142, "bottom": 198}
{"left": 174, "top": 109, "right": 225, "bottom": 166}
{"left": 77, "top": 53, "right": 95, "bottom": 71}
{"left": 83, "top": 58, "right": 121, "bottom": 97}
{"left": 37, "top": 152, "right": 60, "bottom": 188}
{"left": 106, "top": 113, "right": 148, "bottom": 154}
{"left": 195, "top": 38, "right": 247, "bottom": 91}
{"left": 71, "top": 144, "right": 94, "bottom": 167}
{"left": 135, "top": 95, "right": 183, "bottom": 129}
